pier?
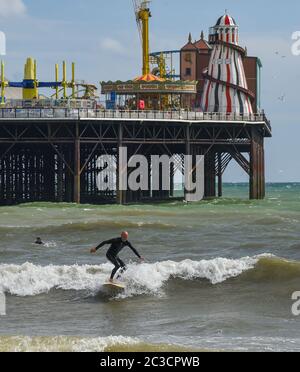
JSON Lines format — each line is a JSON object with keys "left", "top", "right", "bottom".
{"left": 0, "top": 108, "right": 271, "bottom": 205}
{"left": 0, "top": 7, "right": 272, "bottom": 205}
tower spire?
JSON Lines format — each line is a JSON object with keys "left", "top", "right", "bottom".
{"left": 201, "top": 13, "right": 253, "bottom": 114}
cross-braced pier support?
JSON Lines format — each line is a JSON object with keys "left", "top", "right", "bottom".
{"left": 0, "top": 114, "right": 271, "bottom": 205}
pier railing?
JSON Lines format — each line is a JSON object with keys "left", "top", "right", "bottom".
{"left": 0, "top": 108, "right": 271, "bottom": 127}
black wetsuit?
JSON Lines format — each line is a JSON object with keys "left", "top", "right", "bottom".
{"left": 95, "top": 238, "right": 141, "bottom": 280}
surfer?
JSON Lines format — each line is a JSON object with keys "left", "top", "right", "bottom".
{"left": 35, "top": 237, "right": 44, "bottom": 245}
{"left": 90, "top": 232, "right": 144, "bottom": 283}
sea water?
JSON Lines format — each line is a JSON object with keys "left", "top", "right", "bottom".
{"left": 0, "top": 183, "right": 300, "bottom": 352}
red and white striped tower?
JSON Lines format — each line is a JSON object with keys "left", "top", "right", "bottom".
{"left": 201, "top": 13, "right": 254, "bottom": 114}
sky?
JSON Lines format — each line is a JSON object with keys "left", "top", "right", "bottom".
{"left": 0, "top": 0, "right": 300, "bottom": 182}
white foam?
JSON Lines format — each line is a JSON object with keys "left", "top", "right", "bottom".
{"left": 44, "top": 241, "right": 58, "bottom": 248}
{"left": 72, "top": 336, "right": 140, "bottom": 352}
{"left": 0, "top": 256, "right": 263, "bottom": 298}
{"left": 119, "top": 256, "right": 259, "bottom": 298}
{"left": 0, "top": 335, "right": 140, "bottom": 352}
{"left": 0, "top": 262, "right": 111, "bottom": 296}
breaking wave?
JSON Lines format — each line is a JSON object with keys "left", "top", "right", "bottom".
{"left": 0, "top": 219, "right": 176, "bottom": 233}
{"left": 0, "top": 255, "right": 299, "bottom": 298}
{"left": 0, "top": 335, "right": 135, "bottom": 352}
{"left": 0, "top": 335, "right": 203, "bottom": 352}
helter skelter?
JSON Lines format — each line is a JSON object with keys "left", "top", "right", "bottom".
{"left": 201, "top": 12, "right": 254, "bottom": 114}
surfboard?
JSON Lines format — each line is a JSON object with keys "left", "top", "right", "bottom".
{"left": 103, "top": 282, "right": 126, "bottom": 290}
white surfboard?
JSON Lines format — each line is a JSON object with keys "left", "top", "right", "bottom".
{"left": 103, "top": 282, "right": 126, "bottom": 290}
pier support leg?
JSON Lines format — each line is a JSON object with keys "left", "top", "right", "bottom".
{"left": 205, "top": 150, "right": 216, "bottom": 198}
{"left": 74, "top": 124, "right": 81, "bottom": 204}
{"left": 218, "top": 153, "right": 223, "bottom": 198}
{"left": 170, "top": 162, "right": 175, "bottom": 197}
{"left": 184, "top": 125, "right": 191, "bottom": 200}
{"left": 57, "top": 145, "right": 64, "bottom": 202}
{"left": 250, "top": 128, "right": 265, "bottom": 200}
{"left": 65, "top": 145, "right": 73, "bottom": 203}
{"left": 116, "top": 123, "right": 128, "bottom": 205}
{"left": 43, "top": 147, "right": 55, "bottom": 202}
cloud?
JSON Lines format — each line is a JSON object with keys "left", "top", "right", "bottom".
{"left": 0, "top": 0, "right": 26, "bottom": 17}
{"left": 100, "top": 37, "right": 126, "bottom": 54}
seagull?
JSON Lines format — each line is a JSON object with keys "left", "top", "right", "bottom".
{"left": 275, "top": 52, "right": 286, "bottom": 58}
{"left": 278, "top": 95, "right": 286, "bottom": 102}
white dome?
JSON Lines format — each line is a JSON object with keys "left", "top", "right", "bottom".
{"left": 215, "top": 13, "right": 237, "bottom": 27}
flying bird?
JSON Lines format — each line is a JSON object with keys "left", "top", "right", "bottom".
{"left": 278, "top": 95, "right": 286, "bottom": 102}
{"left": 275, "top": 52, "right": 286, "bottom": 58}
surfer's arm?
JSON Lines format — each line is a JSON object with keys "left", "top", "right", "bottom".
{"left": 95, "top": 239, "right": 114, "bottom": 251}
{"left": 127, "top": 242, "right": 142, "bottom": 259}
